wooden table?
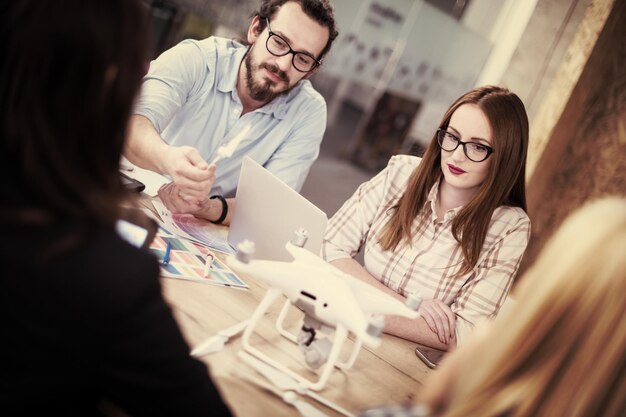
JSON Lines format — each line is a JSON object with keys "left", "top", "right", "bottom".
{"left": 161, "top": 250, "right": 433, "bottom": 417}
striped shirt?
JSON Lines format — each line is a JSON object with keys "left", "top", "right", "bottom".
{"left": 322, "top": 155, "right": 530, "bottom": 343}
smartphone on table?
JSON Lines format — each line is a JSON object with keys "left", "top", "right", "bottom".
{"left": 415, "top": 344, "right": 447, "bottom": 369}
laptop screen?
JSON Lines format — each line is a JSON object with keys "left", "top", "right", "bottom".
{"left": 228, "top": 157, "right": 328, "bottom": 261}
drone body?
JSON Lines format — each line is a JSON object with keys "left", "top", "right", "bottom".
{"left": 226, "top": 231, "right": 422, "bottom": 391}
{"left": 228, "top": 251, "right": 381, "bottom": 347}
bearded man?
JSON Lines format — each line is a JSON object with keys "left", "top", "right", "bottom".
{"left": 125, "top": 0, "right": 337, "bottom": 225}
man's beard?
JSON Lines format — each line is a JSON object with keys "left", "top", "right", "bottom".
{"left": 244, "top": 51, "right": 295, "bottom": 103}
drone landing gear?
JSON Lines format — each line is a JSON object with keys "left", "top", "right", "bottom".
{"left": 277, "top": 300, "right": 364, "bottom": 370}
{"left": 241, "top": 290, "right": 353, "bottom": 391}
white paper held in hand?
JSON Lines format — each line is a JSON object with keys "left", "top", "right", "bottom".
{"left": 210, "top": 124, "right": 252, "bottom": 165}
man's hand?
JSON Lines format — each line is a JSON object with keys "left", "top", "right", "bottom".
{"left": 418, "top": 299, "right": 456, "bottom": 345}
{"left": 158, "top": 182, "right": 231, "bottom": 225}
{"left": 158, "top": 182, "right": 207, "bottom": 214}
{"left": 125, "top": 116, "right": 214, "bottom": 202}
{"left": 161, "top": 146, "right": 215, "bottom": 203}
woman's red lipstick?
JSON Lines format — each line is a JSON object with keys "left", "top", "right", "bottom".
{"left": 448, "top": 164, "right": 465, "bottom": 175}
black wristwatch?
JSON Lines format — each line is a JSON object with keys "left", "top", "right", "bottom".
{"left": 209, "top": 195, "right": 228, "bottom": 224}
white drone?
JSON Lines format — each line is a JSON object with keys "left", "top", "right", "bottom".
{"left": 225, "top": 229, "right": 422, "bottom": 392}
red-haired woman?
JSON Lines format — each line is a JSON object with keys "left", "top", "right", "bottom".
{"left": 323, "top": 86, "right": 530, "bottom": 350}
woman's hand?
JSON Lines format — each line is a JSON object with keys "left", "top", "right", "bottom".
{"left": 419, "top": 299, "right": 456, "bottom": 345}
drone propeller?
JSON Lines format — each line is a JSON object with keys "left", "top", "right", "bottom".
{"left": 191, "top": 320, "right": 250, "bottom": 357}
{"left": 240, "top": 350, "right": 300, "bottom": 391}
{"left": 238, "top": 371, "right": 329, "bottom": 417}
{"left": 239, "top": 351, "right": 356, "bottom": 417}
{"left": 283, "top": 391, "right": 330, "bottom": 417}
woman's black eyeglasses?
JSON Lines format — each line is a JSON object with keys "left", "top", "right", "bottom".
{"left": 437, "top": 129, "right": 494, "bottom": 162}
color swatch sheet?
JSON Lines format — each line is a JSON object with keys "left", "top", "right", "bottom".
{"left": 150, "top": 226, "right": 247, "bottom": 290}
{"left": 151, "top": 200, "right": 235, "bottom": 255}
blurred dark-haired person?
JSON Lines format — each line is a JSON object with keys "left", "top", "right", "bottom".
{"left": 323, "top": 86, "right": 530, "bottom": 350}
{"left": 0, "top": 1, "right": 232, "bottom": 416}
{"left": 124, "top": 0, "right": 339, "bottom": 226}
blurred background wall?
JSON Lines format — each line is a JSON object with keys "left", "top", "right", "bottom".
{"left": 143, "top": 0, "right": 625, "bottom": 279}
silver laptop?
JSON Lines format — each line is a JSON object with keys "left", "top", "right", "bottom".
{"left": 228, "top": 157, "right": 328, "bottom": 261}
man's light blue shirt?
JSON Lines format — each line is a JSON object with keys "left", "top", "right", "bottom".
{"left": 134, "top": 36, "right": 327, "bottom": 197}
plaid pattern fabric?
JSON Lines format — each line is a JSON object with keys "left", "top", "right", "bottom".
{"left": 322, "top": 155, "right": 530, "bottom": 343}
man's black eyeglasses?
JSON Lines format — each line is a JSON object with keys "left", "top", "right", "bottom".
{"left": 264, "top": 17, "right": 321, "bottom": 73}
{"left": 437, "top": 129, "right": 494, "bottom": 162}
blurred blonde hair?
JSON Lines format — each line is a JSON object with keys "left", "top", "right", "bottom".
{"left": 437, "top": 197, "right": 626, "bottom": 417}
